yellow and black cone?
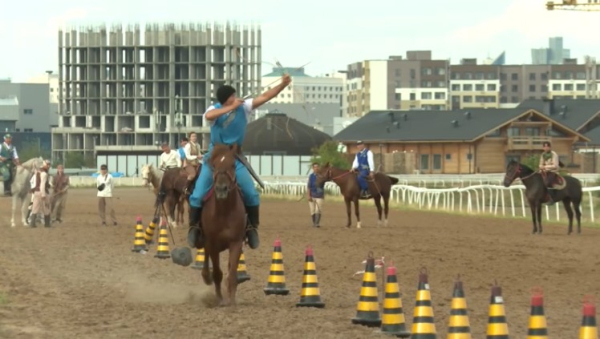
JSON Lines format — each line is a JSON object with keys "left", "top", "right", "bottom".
{"left": 411, "top": 268, "right": 437, "bottom": 339}
{"left": 579, "top": 297, "right": 598, "bottom": 339}
{"left": 144, "top": 216, "right": 159, "bottom": 245}
{"left": 526, "top": 288, "right": 548, "bottom": 339}
{"left": 236, "top": 251, "right": 251, "bottom": 284}
{"left": 154, "top": 220, "right": 171, "bottom": 259}
{"left": 380, "top": 262, "right": 410, "bottom": 338}
{"left": 191, "top": 248, "right": 205, "bottom": 270}
{"left": 447, "top": 276, "right": 472, "bottom": 339}
{"left": 486, "top": 283, "right": 509, "bottom": 339}
{"left": 264, "top": 238, "right": 289, "bottom": 296}
{"left": 352, "top": 253, "right": 381, "bottom": 327}
{"left": 131, "top": 215, "right": 148, "bottom": 253}
{"left": 296, "top": 246, "right": 325, "bottom": 308}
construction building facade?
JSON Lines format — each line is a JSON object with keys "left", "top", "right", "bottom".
{"left": 52, "top": 23, "right": 261, "bottom": 163}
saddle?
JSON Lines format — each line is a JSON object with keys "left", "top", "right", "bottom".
{"left": 542, "top": 171, "right": 567, "bottom": 190}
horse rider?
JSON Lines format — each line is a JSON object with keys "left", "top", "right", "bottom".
{"left": 178, "top": 137, "right": 188, "bottom": 167}
{"left": 187, "top": 74, "right": 292, "bottom": 251}
{"left": 307, "top": 162, "right": 325, "bottom": 227}
{"left": 350, "top": 140, "right": 375, "bottom": 199}
{"left": 29, "top": 159, "right": 52, "bottom": 227}
{"left": 183, "top": 132, "right": 202, "bottom": 195}
{"left": 51, "top": 164, "right": 70, "bottom": 224}
{"left": 539, "top": 141, "right": 561, "bottom": 205}
{"left": 159, "top": 143, "right": 181, "bottom": 171}
{"left": 0, "top": 133, "right": 20, "bottom": 197}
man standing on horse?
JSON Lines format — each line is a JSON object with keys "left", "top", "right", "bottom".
{"left": 187, "top": 73, "right": 292, "bottom": 251}
{"left": 307, "top": 162, "right": 325, "bottom": 227}
{"left": 183, "top": 132, "right": 202, "bottom": 195}
{"left": 0, "top": 134, "right": 20, "bottom": 197}
{"left": 159, "top": 143, "right": 181, "bottom": 170}
{"left": 29, "top": 159, "right": 52, "bottom": 227}
{"left": 51, "top": 164, "right": 70, "bottom": 223}
{"left": 539, "top": 141, "right": 561, "bottom": 204}
{"left": 351, "top": 141, "right": 375, "bottom": 199}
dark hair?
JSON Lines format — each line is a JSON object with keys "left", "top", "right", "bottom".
{"left": 216, "top": 85, "right": 236, "bottom": 104}
{"left": 543, "top": 141, "right": 551, "bottom": 147}
{"left": 181, "top": 137, "right": 188, "bottom": 142}
{"left": 100, "top": 164, "right": 107, "bottom": 170}
{"left": 312, "top": 162, "right": 319, "bottom": 167}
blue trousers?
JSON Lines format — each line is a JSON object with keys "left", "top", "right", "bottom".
{"left": 189, "top": 155, "right": 260, "bottom": 208}
{"left": 357, "top": 169, "right": 370, "bottom": 191}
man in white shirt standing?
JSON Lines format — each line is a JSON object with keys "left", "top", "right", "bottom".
{"left": 97, "top": 164, "right": 117, "bottom": 226}
{"left": 159, "top": 143, "right": 181, "bottom": 171}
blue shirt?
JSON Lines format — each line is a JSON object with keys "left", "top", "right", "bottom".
{"left": 205, "top": 99, "right": 253, "bottom": 154}
{"left": 307, "top": 173, "right": 325, "bottom": 198}
{"left": 178, "top": 147, "right": 185, "bottom": 160}
{"left": 356, "top": 149, "right": 370, "bottom": 170}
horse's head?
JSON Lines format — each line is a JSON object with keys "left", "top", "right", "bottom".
{"left": 141, "top": 164, "right": 152, "bottom": 186}
{"left": 315, "top": 162, "right": 332, "bottom": 187}
{"left": 21, "top": 156, "right": 44, "bottom": 171}
{"left": 503, "top": 160, "right": 522, "bottom": 187}
{"left": 210, "top": 144, "right": 238, "bottom": 200}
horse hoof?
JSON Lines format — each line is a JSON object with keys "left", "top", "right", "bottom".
{"left": 356, "top": 222, "right": 361, "bottom": 229}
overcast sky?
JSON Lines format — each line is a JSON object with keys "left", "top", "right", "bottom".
{"left": 1, "top": 0, "right": 598, "bottom": 81}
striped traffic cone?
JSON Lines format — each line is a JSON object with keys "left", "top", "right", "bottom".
{"left": 154, "top": 220, "right": 171, "bottom": 259}
{"left": 486, "top": 283, "right": 509, "bottom": 339}
{"left": 236, "top": 251, "right": 251, "bottom": 284}
{"left": 526, "top": 288, "right": 548, "bottom": 339}
{"left": 296, "top": 246, "right": 325, "bottom": 308}
{"left": 191, "top": 248, "right": 205, "bottom": 270}
{"left": 264, "top": 238, "right": 289, "bottom": 296}
{"left": 380, "top": 262, "right": 410, "bottom": 338}
{"left": 351, "top": 253, "right": 381, "bottom": 327}
{"left": 144, "top": 216, "right": 159, "bottom": 245}
{"left": 447, "top": 276, "right": 471, "bottom": 339}
{"left": 580, "top": 296, "right": 598, "bottom": 339}
{"left": 131, "top": 216, "right": 147, "bottom": 253}
{"left": 411, "top": 268, "right": 437, "bottom": 339}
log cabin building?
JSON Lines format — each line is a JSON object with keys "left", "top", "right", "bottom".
{"left": 334, "top": 99, "right": 600, "bottom": 174}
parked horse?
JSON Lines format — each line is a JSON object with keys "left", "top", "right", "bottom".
{"left": 199, "top": 144, "right": 246, "bottom": 306}
{"left": 10, "top": 157, "right": 45, "bottom": 227}
{"left": 141, "top": 164, "right": 186, "bottom": 225}
{"left": 503, "top": 160, "right": 583, "bottom": 234}
{"left": 315, "top": 162, "right": 399, "bottom": 228}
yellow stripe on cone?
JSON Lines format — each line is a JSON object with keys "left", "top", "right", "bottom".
{"left": 351, "top": 253, "right": 381, "bottom": 327}
{"left": 154, "top": 219, "right": 170, "bottom": 259}
{"left": 411, "top": 268, "right": 437, "bottom": 339}
{"left": 486, "top": 283, "right": 509, "bottom": 339}
{"left": 264, "top": 238, "right": 289, "bottom": 296}
{"left": 296, "top": 246, "right": 324, "bottom": 308}
{"left": 380, "top": 262, "right": 410, "bottom": 338}
{"left": 580, "top": 297, "right": 598, "bottom": 339}
{"left": 236, "top": 251, "right": 251, "bottom": 284}
{"left": 527, "top": 288, "right": 548, "bottom": 339}
{"left": 144, "top": 216, "right": 159, "bottom": 244}
{"left": 447, "top": 277, "right": 471, "bottom": 339}
{"left": 131, "top": 216, "right": 147, "bottom": 252}
{"left": 191, "top": 248, "right": 205, "bottom": 270}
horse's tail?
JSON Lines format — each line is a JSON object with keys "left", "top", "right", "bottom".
{"left": 387, "top": 175, "right": 399, "bottom": 185}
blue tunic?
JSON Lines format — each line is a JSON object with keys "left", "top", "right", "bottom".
{"left": 189, "top": 100, "right": 259, "bottom": 208}
{"left": 178, "top": 147, "right": 185, "bottom": 161}
{"left": 307, "top": 173, "right": 324, "bottom": 198}
{"left": 355, "top": 149, "right": 371, "bottom": 191}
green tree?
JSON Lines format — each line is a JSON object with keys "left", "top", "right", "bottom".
{"left": 64, "top": 152, "right": 85, "bottom": 168}
{"left": 310, "top": 140, "right": 350, "bottom": 169}
{"left": 18, "top": 141, "right": 50, "bottom": 161}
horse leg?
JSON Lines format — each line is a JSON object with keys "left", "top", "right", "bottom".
{"left": 20, "top": 195, "right": 28, "bottom": 226}
{"left": 210, "top": 250, "right": 224, "bottom": 305}
{"left": 374, "top": 195, "right": 383, "bottom": 227}
{"left": 344, "top": 198, "right": 352, "bottom": 228}
{"left": 563, "top": 198, "right": 574, "bottom": 235}
{"left": 536, "top": 204, "right": 543, "bottom": 235}
{"left": 226, "top": 241, "right": 243, "bottom": 306}
{"left": 166, "top": 194, "right": 177, "bottom": 228}
{"left": 201, "top": 246, "right": 213, "bottom": 286}
{"left": 529, "top": 204, "right": 538, "bottom": 234}
{"left": 383, "top": 192, "right": 390, "bottom": 227}
{"left": 353, "top": 199, "right": 361, "bottom": 229}
{"left": 573, "top": 198, "right": 582, "bottom": 234}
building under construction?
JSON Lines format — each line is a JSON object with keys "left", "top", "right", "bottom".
{"left": 52, "top": 22, "right": 261, "bottom": 168}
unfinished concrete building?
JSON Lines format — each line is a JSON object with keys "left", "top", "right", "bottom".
{"left": 52, "top": 23, "right": 261, "bottom": 165}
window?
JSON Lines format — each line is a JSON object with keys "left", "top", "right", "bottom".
{"left": 500, "top": 73, "right": 507, "bottom": 80}
{"left": 24, "top": 128, "right": 33, "bottom": 132}
{"left": 475, "top": 84, "right": 484, "bottom": 91}
{"left": 420, "top": 154, "right": 429, "bottom": 170}
{"left": 451, "top": 84, "right": 460, "bottom": 91}
{"left": 463, "top": 84, "right": 473, "bottom": 91}
{"left": 565, "top": 84, "right": 573, "bottom": 91}
{"left": 507, "top": 127, "right": 520, "bottom": 136}
{"left": 511, "top": 85, "right": 518, "bottom": 92}
{"left": 421, "top": 92, "right": 432, "bottom": 100}
{"left": 487, "top": 129, "right": 501, "bottom": 137}
{"left": 487, "top": 84, "right": 497, "bottom": 91}
{"left": 434, "top": 92, "right": 445, "bottom": 100}
{"left": 500, "top": 96, "right": 508, "bottom": 103}
{"left": 529, "top": 85, "right": 536, "bottom": 92}
{"left": 475, "top": 72, "right": 484, "bottom": 80}
{"left": 576, "top": 72, "right": 586, "bottom": 79}
{"left": 541, "top": 73, "right": 548, "bottom": 80}
{"left": 552, "top": 84, "right": 561, "bottom": 91}
{"left": 433, "top": 154, "right": 442, "bottom": 170}
{"left": 463, "top": 96, "right": 473, "bottom": 102}
{"left": 410, "top": 93, "right": 416, "bottom": 100}
{"left": 577, "top": 84, "right": 586, "bottom": 91}
{"left": 541, "top": 84, "right": 548, "bottom": 92}
{"left": 529, "top": 73, "right": 536, "bottom": 80}
{"left": 445, "top": 154, "right": 452, "bottom": 160}
{"left": 511, "top": 73, "right": 518, "bottom": 80}
{"left": 395, "top": 93, "right": 401, "bottom": 101}
{"left": 525, "top": 127, "right": 540, "bottom": 136}
{"left": 23, "top": 109, "right": 33, "bottom": 114}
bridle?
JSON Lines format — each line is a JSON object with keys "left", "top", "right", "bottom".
{"left": 505, "top": 163, "right": 536, "bottom": 184}
{"left": 212, "top": 161, "right": 237, "bottom": 194}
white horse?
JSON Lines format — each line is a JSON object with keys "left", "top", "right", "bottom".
{"left": 141, "top": 163, "right": 186, "bottom": 228}
{"left": 11, "top": 156, "right": 45, "bottom": 227}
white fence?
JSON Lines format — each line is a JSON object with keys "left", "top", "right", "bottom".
{"left": 65, "top": 176, "right": 600, "bottom": 223}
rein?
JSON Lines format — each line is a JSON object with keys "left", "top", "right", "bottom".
{"left": 506, "top": 164, "right": 537, "bottom": 184}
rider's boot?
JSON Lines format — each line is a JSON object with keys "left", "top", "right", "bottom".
{"left": 315, "top": 213, "right": 321, "bottom": 228}
{"left": 184, "top": 179, "right": 194, "bottom": 196}
{"left": 245, "top": 205, "right": 260, "bottom": 249}
{"left": 311, "top": 214, "right": 316, "bottom": 227}
{"left": 187, "top": 206, "right": 205, "bottom": 248}
{"left": 44, "top": 215, "right": 51, "bottom": 228}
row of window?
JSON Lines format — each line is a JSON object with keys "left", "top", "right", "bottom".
{"left": 450, "top": 71, "right": 587, "bottom": 81}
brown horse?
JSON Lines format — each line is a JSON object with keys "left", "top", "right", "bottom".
{"left": 199, "top": 143, "right": 246, "bottom": 306}
{"left": 155, "top": 166, "right": 191, "bottom": 227}
{"left": 315, "top": 162, "right": 399, "bottom": 228}
{"left": 141, "top": 163, "right": 186, "bottom": 225}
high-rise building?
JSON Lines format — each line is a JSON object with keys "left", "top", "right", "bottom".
{"left": 52, "top": 23, "right": 261, "bottom": 163}
{"left": 531, "top": 37, "right": 571, "bottom": 65}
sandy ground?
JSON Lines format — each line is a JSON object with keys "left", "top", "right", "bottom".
{"left": 0, "top": 188, "right": 599, "bottom": 339}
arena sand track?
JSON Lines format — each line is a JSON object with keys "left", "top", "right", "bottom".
{"left": 0, "top": 188, "right": 599, "bottom": 339}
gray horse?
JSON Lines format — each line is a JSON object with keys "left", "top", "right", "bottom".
{"left": 10, "top": 157, "right": 45, "bottom": 227}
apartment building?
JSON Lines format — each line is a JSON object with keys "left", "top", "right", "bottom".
{"left": 52, "top": 23, "right": 261, "bottom": 163}
{"left": 0, "top": 78, "right": 56, "bottom": 132}
{"left": 261, "top": 67, "right": 344, "bottom": 105}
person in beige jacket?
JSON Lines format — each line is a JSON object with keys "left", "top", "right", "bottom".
{"left": 539, "top": 141, "right": 561, "bottom": 205}
{"left": 97, "top": 164, "right": 117, "bottom": 226}
{"left": 29, "top": 159, "right": 52, "bottom": 227}
{"left": 51, "top": 164, "right": 70, "bottom": 223}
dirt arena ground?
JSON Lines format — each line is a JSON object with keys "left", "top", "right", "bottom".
{"left": 0, "top": 188, "right": 599, "bottom": 339}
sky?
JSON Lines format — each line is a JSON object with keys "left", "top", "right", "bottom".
{"left": 1, "top": 0, "right": 599, "bottom": 81}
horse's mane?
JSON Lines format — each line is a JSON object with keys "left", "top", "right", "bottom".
{"left": 21, "top": 156, "right": 43, "bottom": 170}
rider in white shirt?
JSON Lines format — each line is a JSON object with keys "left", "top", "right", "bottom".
{"left": 159, "top": 143, "right": 181, "bottom": 170}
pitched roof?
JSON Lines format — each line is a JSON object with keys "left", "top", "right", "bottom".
{"left": 518, "top": 98, "right": 600, "bottom": 131}
{"left": 244, "top": 113, "right": 331, "bottom": 155}
{"left": 582, "top": 126, "right": 600, "bottom": 146}
{"left": 334, "top": 108, "right": 530, "bottom": 142}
